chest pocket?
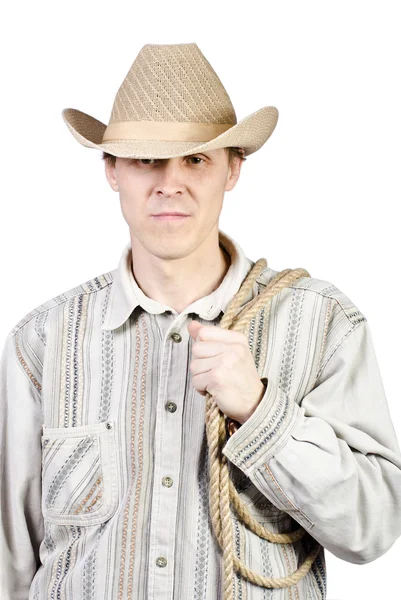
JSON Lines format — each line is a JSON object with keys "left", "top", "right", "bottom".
{"left": 41, "top": 420, "right": 118, "bottom": 526}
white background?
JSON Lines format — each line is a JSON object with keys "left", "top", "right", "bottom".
{"left": 0, "top": 2, "right": 400, "bottom": 598}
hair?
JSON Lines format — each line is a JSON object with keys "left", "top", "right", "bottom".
{"left": 100, "top": 146, "right": 247, "bottom": 167}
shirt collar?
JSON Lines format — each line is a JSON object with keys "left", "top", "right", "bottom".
{"left": 101, "top": 228, "right": 258, "bottom": 331}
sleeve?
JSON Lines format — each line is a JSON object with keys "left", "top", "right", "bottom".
{"left": 222, "top": 318, "right": 401, "bottom": 565}
{"left": 0, "top": 328, "right": 44, "bottom": 600}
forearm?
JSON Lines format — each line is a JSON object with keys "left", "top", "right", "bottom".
{"left": 0, "top": 330, "right": 44, "bottom": 599}
{"left": 223, "top": 366, "right": 401, "bottom": 564}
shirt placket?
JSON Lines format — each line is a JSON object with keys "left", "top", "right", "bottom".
{"left": 147, "top": 312, "right": 190, "bottom": 599}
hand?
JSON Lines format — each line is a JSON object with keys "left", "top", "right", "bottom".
{"left": 187, "top": 320, "right": 267, "bottom": 424}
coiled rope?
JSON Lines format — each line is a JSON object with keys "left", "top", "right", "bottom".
{"left": 204, "top": 258, "right": 322, "bottom": 599}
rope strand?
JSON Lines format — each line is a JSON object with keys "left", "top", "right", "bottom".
{"left": 205, "top": 258, "right": 323, "bottom": 598}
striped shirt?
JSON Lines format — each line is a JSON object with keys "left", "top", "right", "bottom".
{"left": 1, "top": 228, "right": 401, "bottom": 600}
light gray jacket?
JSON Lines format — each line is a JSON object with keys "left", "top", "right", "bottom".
{"left": 1, "top": 229, "right": 400, "bottom": 599}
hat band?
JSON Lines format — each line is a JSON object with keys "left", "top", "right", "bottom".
{"left": 101, "top": 120, "right": 234, "bottom": 143}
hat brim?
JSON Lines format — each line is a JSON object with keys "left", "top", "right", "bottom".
{"left": 61, "top": 106, "right": 279, "bottom": 159}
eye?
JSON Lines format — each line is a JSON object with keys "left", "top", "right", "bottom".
{"left": 136, "top": 158, "right": 158, "bottom": 165}
{"left": 129, "top": 156, "right": 204, "bottom": 167}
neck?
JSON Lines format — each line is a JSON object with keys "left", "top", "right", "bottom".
{"left": 129, "top": 229, "right": 231, "bottom": 315}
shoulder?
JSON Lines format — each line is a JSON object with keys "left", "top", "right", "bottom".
{"left": 2, "top": 270, "right": 114, "bottom": 393}
{"left": 255, "top": 265, "right": 366, "bottom": 327}
{"left": 9, "top": 269, "right": 115, "bottom": 338}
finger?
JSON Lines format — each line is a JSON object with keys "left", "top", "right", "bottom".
{"left": 189, "top": 356, "right": 216, "bottom": 376}
{"left": 191, "top": 371, "right": 213, "bottom": 396}
{"left": 192, "top": 324, "right": 246, "bottom": 344}
{"left": 190, "top": 341, "right": 228, "bottom": 358}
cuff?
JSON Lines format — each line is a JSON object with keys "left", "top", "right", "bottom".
{"left": 222, "top": 376, "right": 304, "bottom": 475}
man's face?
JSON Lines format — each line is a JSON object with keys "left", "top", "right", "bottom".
{"left": 104, "top": 148, "right": 243, "bottom": 261}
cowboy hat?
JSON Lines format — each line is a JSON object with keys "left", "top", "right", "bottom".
{"left": 62, "top": 42, "right": 279, "bottom": 159}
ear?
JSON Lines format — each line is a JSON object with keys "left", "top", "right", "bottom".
{"left": 104, "top": 159, "right": 119, "bottom": 192}
{"left": 225, "top": 154, "right": 244, "bottom": 192}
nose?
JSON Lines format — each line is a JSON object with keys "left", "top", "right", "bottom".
{"left": 155, "top": 159, "right": 185, "bottom": 197}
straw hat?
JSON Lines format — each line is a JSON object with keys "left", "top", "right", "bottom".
{"left": 62, "top": 42, "right": 279, "bottom": 159}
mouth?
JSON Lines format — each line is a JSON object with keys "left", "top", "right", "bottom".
{"left": 151, "top": 213, "right": 191, "bottom": 220}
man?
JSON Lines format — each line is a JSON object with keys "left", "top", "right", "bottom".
{"left": 1, "top": 42, "right": 401, "bottom": 600}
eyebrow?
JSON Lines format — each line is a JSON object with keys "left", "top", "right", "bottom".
{"left": 135, "top": 153, "right": 209, "bottom": 160}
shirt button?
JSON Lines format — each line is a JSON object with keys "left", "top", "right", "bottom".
{"left": 226, "top": 418, "right": 241, "bottom": 437}
{"left": 162, "top": 476, "right": 173, "bottom": 487}
{"left": 170, "top": 332, "right": 182, "bottom": 342}
{"left": 166, "top": 401, "right": 177, "bottom": 413}
{"left": 156, "top": 556, "right": 167, "bottom": 567}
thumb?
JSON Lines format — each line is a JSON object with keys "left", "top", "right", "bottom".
{"left": 187, "top": 319, "right": 202, "bottom": 340}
